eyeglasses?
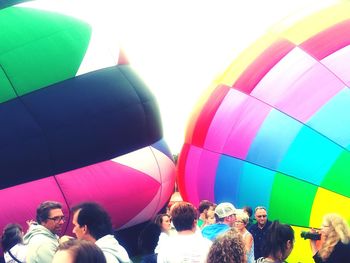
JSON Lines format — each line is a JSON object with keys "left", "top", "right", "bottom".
{"left": 47, "top": 216, "right": 66, "bottom": 223}
{"left": 256, "top": 215, "right": 267, "bottom": 218}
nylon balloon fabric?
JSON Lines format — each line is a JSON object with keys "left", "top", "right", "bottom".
{"left": 0, "top": 1, "right": 175, "bottom": 234}
{"left": 178, "top": 1, "right": 350, "bottom": 262}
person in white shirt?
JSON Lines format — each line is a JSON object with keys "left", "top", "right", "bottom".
{"left": 154, "top": 213, "right": 172, "bottom": 254}
{"left": 157, "top": 202, "right": 212, "bottom": 263}
{"left": 1, "top": 223, "right": 28, "bottom": 263}
{"left": 70, "top": 202, "right": 131, "bottom": 263}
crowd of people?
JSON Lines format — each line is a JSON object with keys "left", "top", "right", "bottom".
{"left": 1, "top": 201, "right": 132, "bottom": 263}
{"left": 138, "top": 200, "right": 350, "bottom": 263}
{"left": 1, "top": 199, "right": 350, "bottom": 263}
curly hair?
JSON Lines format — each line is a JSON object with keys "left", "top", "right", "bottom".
{"left": 319, "top": 213, "right": 350, "bottom": 260}
{"left": 207, "top": 228, "right": 246, "bottom": 263}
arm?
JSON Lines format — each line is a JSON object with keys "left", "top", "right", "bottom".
{"left": 310, "top": 239, "right": 324, "bottom": 263}
{"left": 244, "top": 233, "right": 253, "bottom": 252}
{"left": 310, "top": 239, "right": 318, "bottom": 256}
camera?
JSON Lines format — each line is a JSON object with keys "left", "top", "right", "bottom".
{"left": 300, "top": 231, "right": 321, "bottom": 240}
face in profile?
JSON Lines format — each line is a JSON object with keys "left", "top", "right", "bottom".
{"left": 72, "top": 210, "right": 86, "bottom": 240}
{"left": 320, "top": 220, "right": 331, "bottom": 238}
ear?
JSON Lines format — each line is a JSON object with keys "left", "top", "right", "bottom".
{"left": 82, "top": 225, "right": 88, "bottom": 234}
{"left": 192, "top": 219, "right": 198, "bottom": 230}
{"left": 286, "top": 239, "right": 293, "bottom": 249}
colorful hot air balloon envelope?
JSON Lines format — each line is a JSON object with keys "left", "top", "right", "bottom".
{"left": 178, "top": 1, "right": 350, "bottom": 262}
{"left": 0, "top": 0, "right": 175, "bottom": 235}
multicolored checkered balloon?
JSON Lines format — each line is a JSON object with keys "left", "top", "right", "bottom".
{"left": 178, "top": 1, "right": 350, "bottom": 262}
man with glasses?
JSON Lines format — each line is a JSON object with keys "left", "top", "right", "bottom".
{"left": 248, "top": 206, "right": 271, "bottom": 260}
{"left": 24, "top": 201, "right": 65, "bottom": 263}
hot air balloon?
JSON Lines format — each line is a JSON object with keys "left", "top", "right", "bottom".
{"left": 178, "top": 1, "right": 350, "bottom": 262}
{"left": 0, "top": 0, "right": 175, "bottom": 238}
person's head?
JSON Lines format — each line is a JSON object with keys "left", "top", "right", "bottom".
{"left": 1, "top": 223, "right": 24, "bottom": 252}
{"left": 138, "top": 222, "right": 161, "bottom": 255}
{"left": 243, "top": 206, "right": 252, "bottom": 218}
{"left": 71, "top": 202, "right": 113, "bottom": 242}
{"left": 263, "top": 220, "right": 294, "bottom": 261}
{"left": 207, "top": 228, "right": 246, "bottom": 263}
{"left": 52, "top": 239, "right": 106, "bottom": 263}
{"left": 235, "top": 212, "right": 249, "bottom": 231}
{"left": 198, "top": 200, "right": 215, "bottom": 218}
{"left": 206, "top": 209, "right": 216, "bottom": 225}
{"left": 214, "top": 202, "right": 236, "bottom": 227}
{"left": 154, "top": 214, "right": 171, "bottom": 233}
{"left": 170, "top": 202, "right": 197, "bottom": 232}
{"left": 255, "top": 206, "right": 268, "bottom": 227}
{"left": 36, "top": 201, "right": 65, "bottom": 235}
{"left": 318, "top": 213, "right": 350, "bottom": 260}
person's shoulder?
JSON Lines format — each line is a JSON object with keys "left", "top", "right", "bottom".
{"left": 255, "top": 257, "right": 270, "bottom": 263}
{"left": 248, "top": 223, "right": 258, "bottom": 231}
{"left": 337, "top": 240, "right": 350, "bottom": 253}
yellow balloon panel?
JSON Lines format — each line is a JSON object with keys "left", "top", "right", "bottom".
{"left": 218, "top": 33, "right": 279, "bottom": 87}
{"left": 276, "top": 1, "right": 350, "bottom": 44}
{"left": 288, "top": 226, "right": 315, "bottom": 263}
{"left": 310, "top": 187, "right": 350, "bottom": 227}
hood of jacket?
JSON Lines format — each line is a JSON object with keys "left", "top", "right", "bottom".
{"left": 23, "top": 223, "right": 58, "bottom": 243}
{"left": 95, "top": 234, "right": 131, "bottom": 263}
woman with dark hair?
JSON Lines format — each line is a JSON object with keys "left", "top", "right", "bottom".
{"left": 256, "top": 220, "right": 294, "bottom": 263}
{"left": 310, "top": 213, "right": 350, "bottom": 263}
{"left": 52, "top": 239, "right": 106, "bottom": 263}
{"left": 1, "top": 223, "right": 27, "bottom": 263}
{"left": 153, "top": 213, "right": 172, "bottom": 254}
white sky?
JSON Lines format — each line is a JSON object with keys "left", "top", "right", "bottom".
{"left": 112, "top": 0, "right": 337, "bottom": 154}
{"left": 22, "top": 0, "right": 335, "bottom": 154}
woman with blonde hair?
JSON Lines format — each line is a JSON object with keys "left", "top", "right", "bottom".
{"left": 310, "top": 213, "right": 350, "bottom": 263}
{"left": 235, "top": 212, "right": 254, "bottom": 263}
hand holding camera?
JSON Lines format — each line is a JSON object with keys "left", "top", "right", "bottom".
{"left": 300, "top": 231, "right": 321, "bottom": 240}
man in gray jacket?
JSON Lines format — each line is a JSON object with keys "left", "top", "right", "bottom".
{"left": 71, "top": 202, "right": 131, "bottom": 263}
{"left": 24, "top": 201, "right": 65, "bottom": 263}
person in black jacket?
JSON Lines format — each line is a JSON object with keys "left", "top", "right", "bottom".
{"left": 310, "top": 213, "right": 350, "bottom": 263}
{"left": 248, "top": 206, "right": 271, "bottom": 260}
